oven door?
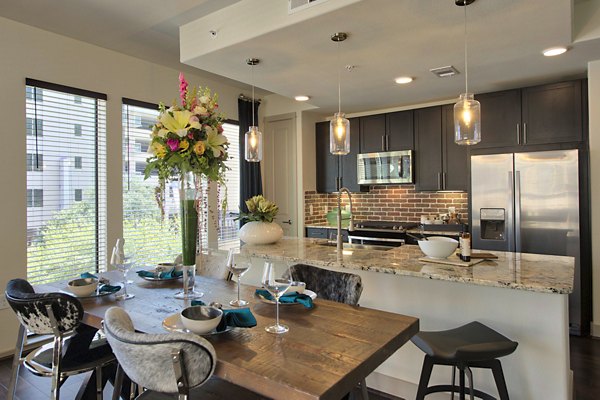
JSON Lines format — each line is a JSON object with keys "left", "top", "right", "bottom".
{"left": 357, "top": 150, "right": 413, "bottom": 185}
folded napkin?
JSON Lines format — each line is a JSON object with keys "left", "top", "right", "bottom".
{"left": 136, "top": 268, "right": 183, "bottom": 279}
{"left": 255, "top": 289, "right": 314, "bottom": 309}
{"left": 191, "top": 300, "right": 257, "bottom": 331}
{"left": 80, "top": 273, "right": 121, "bottom": 294}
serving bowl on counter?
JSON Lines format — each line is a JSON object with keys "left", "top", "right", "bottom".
{"left": 418, "top": 236, "right": 459, "bottom": 259}
{"left": 67, "top": 277, "right": 99, "bottom": 297}
{"left": 180, "top": 305, "right": 223, "bottom": 334}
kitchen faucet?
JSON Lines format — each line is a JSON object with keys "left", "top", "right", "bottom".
{"left": 336, "top": 187, "right": 355, "bottom": 253}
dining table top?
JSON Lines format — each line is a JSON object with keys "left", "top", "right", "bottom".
{"left": 37, "top": 270, "right": 419, "bottom": 400}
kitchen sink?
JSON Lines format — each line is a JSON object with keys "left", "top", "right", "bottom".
{"left": 318, "top": 242, "right": 394, "bottom": 251}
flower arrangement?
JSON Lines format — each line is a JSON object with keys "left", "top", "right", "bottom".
{"left": 144, "top": 73, "right": 229, "bottom": 184}
{"left": 238, "top": 195, "right": 279, "bottom": 223}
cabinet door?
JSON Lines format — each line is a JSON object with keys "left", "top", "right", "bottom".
{"left": 340, "top": 118, "right": 360, "bottom": 192}
{"left": 386, "top": 110, "right": 414, "bottom": 150}
{"left": 442, "top": 105, "right": 469, "bottom": 191}
{"left": 315, "top": 121, "right": 339, "bottom": 193}
{"left": 475, "top": 89, "right": 521, "bottom": 148}
{"left": 415, "top": 106, "right": 443, "bottom": 191}
{"left": 359, "top": 114, "right": 386, "bottom": 153}
{"left": 522, "top": 80, "right": 582, "bottom": 145}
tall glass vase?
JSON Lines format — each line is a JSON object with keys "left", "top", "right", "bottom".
{"left": 175, "top": 171, "right": 203, "bottom": 299}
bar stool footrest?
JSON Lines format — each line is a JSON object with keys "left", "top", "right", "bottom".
{"left": 424, "top": 384, "right": 497, "bottom": 400}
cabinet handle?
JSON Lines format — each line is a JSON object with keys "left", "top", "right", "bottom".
{"left": 385, "top": 135, "right": 389, "bottom": 151}
{"left": 523, "top": 122, "right": 527, "bottom": 144}
{"left": 516, "top": 123, "right": 521, "bottom": 145}
{"left": 381, "top": 136, "right": 386, "bottom": 151}
{"left": 437, "top": 172, "right": 442, "bottom": 190}
{"left": 442, "top": 172, "right": 447, "bottom": 190}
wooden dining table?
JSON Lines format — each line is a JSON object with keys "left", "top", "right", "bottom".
{"left": 38, "top": 270, "right": 419, "bottom": 400}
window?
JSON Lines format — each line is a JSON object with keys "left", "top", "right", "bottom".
{"left": 73, "top": 95, "right": 82, "bottom": 104}
{"left": 26, "top": 118, "right": 43, "bottom": 136}
{"left": 26, "top": 86, "right": 43, "bottom": 102}
{"left": 27, "top": 153, "right": 43, "bottom": 171}
{"left": 27, "top": 189, "right": 43, "bottom": 207}
{"left": 219, "top": 122, "right": 241, "bottom": 247}
{"left": 74, "top": 124, "right": 82, "bottom": 136}
{"left": 26, "top": 79, "right": 107, "bottom": 284}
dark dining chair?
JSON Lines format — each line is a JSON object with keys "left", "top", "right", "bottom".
{"left": 288, "top": 263, "right": 367, "bottom": 399}
{"left": 5, "top": 278, "right": 116, "bottom": 400}
{"left": 103, "top": 306, "right": 268, "bottom": 400}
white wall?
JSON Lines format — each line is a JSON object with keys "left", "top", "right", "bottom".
{"left": 0, "top": 16, "right": 245, "bottom": 355}
{"left": 588, "top": 60, "right": 600, "bottom": 336}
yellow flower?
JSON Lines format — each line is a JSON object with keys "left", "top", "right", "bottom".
{"left": 179, "top": 139, "right": 189, "bottom": 151}
{"left": 193, "top": 141, "right": 206, "bottom": 156}
{"left": 151, "top": 142, "right": 167, "bottom": 159}
{"left": 159, "top": 109, "right": 192, "bottom": 138}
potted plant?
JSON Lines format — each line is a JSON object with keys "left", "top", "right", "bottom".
{"left": 238, "top": 195, "right": 283, "bottom": 244}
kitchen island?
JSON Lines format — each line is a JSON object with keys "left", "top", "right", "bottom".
{"left": 240, "top": 237, "right": 574, "bottom": 400}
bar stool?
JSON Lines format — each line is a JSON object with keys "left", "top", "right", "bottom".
{"left": 411, "top": 321, "right": 518, "bottom": 400}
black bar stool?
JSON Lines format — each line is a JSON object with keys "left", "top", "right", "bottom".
{"left": 411, "top": 321, "right": 518, "bottom": 400}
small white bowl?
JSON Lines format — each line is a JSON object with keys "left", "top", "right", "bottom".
{"left": 418, "top": 236, "right": 459, "bottom": 259}
{"left": 180, "top": 306, "right": 223, "bottom": 334}
{"left": 288, "top": 281, "right": 306, "bottom": 294}
{"left": 67, "top": 278, "right": 98, "bottom": 297}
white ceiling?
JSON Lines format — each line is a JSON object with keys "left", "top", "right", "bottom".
{"left": 3, "top": 0, "right": 600, "bottom": 114}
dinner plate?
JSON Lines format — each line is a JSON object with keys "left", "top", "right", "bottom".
{"left": 256, "top": 289, "right": 317, "bottom": 305}
{"left": 138, "top": 269, "right": 182, "bottom": 282}
{"left": 61, "top": 285, "right": 121, "bottom": 299}
{"left": 162, "top": 313, "right": 233, "bottom": 336}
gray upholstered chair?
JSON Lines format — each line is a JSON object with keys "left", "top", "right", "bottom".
{"left": 288, "top": 264, "right": 367, "bottom": 399}
{"left": 5, "top": 278, "right": 116, "bottom": 400}
{"left": 103, "top": 306, "right": 267, "bottom": 400}
{"left": 288, "top": 263, "right": 363, "bottom": 305}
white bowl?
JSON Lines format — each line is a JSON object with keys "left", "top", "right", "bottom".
{"left": 288, "top": 281, "right": 306, "bottom": 294}
{"left": 418, "top": 236, "right": 459, "bottom": 259}
{"left": 67, "top": 278, "right": 98, "bottom": 297}
{"left": 180, "top": 306, "right": 223, "bottom": 334}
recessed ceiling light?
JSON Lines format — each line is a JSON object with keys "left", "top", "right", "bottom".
{"left": 395, "top": 76, "right": 413, "bottom": 84}
{"left": 294, "top": 95, "right": 310, "bottom": 101}
{"left": 543, "top": 47, "right": 568, "bottom": 57}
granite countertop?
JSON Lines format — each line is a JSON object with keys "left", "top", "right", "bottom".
{"left": 241, "top": 237, "right": 574, "bottom": 294}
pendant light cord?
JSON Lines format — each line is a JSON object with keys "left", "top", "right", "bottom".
{"left": 251, "top": 63, "right": 255, "bottom": 126}
{"left": 337, "top": 40, "right": 341, "bottom": 114}
{"left": 464, "top": 0, "right": 468, "bottom": 94}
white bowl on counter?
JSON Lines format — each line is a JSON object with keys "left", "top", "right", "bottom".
{"left": 418, "top": 236, "right": 459, "bottom": 259}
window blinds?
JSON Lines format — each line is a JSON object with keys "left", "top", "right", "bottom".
{"left": 25, "top": 79, "right": 107, "bottom": 284}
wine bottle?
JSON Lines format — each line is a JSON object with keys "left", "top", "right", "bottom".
{"left": 460, "top": 232, "right": 471, "bottom": 262}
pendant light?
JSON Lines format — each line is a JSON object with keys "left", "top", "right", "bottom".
{"left": 454, "top": 0, "right": 481, "bottom": 145}
{"left": 330, "top": 32, "right": 350, "bottom": 155}
{"left": 245, "top": 58, "right": 262, "bottom": 162}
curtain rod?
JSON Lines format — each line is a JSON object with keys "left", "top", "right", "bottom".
{"left": 238, "top": 94, "right": 261, "bottom": 103}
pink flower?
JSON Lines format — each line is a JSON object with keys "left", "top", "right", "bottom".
{"left": 188, "top": 132, "right": 194, "bottom": 139}
{"left": 178, "top": 72, "right": 188, "bottom": 107}
{"left": 217, "top": 125, "right": 224, "bottom": 133}
{"left": 166, "top": 138, "right": 179, "bottom": 151}
{"left": 189, "top": 115, "right": 199, "bottom": 124}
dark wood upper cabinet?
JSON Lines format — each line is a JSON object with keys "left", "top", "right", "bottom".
{"left": 359, "top": 114, "right": 386, "bottom": 153}
{"left": 521, "top": 80, "right": 583, "bottom": 145}
{"left": 442, "top": 105, "right": 469, "bottom": 191}
{"left": 315, "top": 121, "right": 339, "bottom": 193}
{"left": 475, "top": 89, "right": 521, "bottom": 149}
{"left": 340, "top": 118, "right": 360, "bottom": 192}
{"left": 386, "top": 110, "right": 414, "bottom": 151}
{"left": 415, "top": 106, "right": 443, "bottom": 191}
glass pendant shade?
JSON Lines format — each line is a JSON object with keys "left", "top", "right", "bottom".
{"left": 330, "top": 112, "right": 350, "bottom": 155}
{"left": 454, "top": 93, "right": 481, "bottom": 145}
{"left": 245, "top": 126, "right": 262, "bottom": 162}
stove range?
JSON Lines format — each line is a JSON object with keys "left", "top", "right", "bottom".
{"left": 353, "top": 220, "right": 418, "bottom": 232}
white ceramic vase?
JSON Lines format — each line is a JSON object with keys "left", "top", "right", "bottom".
{"left": 239, "top": 221, "right": 283, "bottom": 245}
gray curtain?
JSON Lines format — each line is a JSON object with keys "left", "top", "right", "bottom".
{"left": 238, "top": 97, "right": 263, "bottom": 221}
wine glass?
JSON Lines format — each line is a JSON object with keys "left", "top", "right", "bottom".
{"left": 227, "top": 249, "right": 251, "bottom": 307}
{"left": 111, "top": 240, "right": 135, "bottom": 300}
{"left": 115, "top": 238, "right": 133, "bottom": 284}
{"left": 261, "top": 261, "right": 292, "bottom": 334}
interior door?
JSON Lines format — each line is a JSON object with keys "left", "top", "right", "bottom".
{"left": 264, "top": 114, "right": 297, "bottom": 237}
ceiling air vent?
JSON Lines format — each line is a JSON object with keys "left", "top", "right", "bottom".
{"left": 430, "top": 65, "right": 460, "bottom": 78}
{"left": 289, "top": 0, "right": 329, "bottom": 14}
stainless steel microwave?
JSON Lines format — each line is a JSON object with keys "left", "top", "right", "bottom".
{"left": 357, "top": 150, "right": 414, "bottom": 185}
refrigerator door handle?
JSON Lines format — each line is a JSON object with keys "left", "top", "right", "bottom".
{"left": 515, "top": 170, "right": 522, "bottom": 252}
{"left": 508, "top": 171, "right": 515, "bottom": 252}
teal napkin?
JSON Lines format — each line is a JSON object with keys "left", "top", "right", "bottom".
{"left": 137, "top": 268, "right": 183, "bottom": 279}
{"left": 255, "top": 289, "right": 314, "bottom": 309}
{"left": 80, "top": 273, "right": 121, "bottom": 294}
{"left": 191, "top": 300, "right": 257, "bottom": 331}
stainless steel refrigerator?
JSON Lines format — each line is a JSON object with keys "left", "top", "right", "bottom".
{"left": 471, "top": 150, "right": 583, "bottom": 333}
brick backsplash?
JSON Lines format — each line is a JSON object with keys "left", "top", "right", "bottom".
{"left": 304, "top": 186, "right": 468, "bottom": 225}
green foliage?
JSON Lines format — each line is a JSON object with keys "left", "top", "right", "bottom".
{"left": 237, "top": 195, "right": 279, "bottom": 223}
